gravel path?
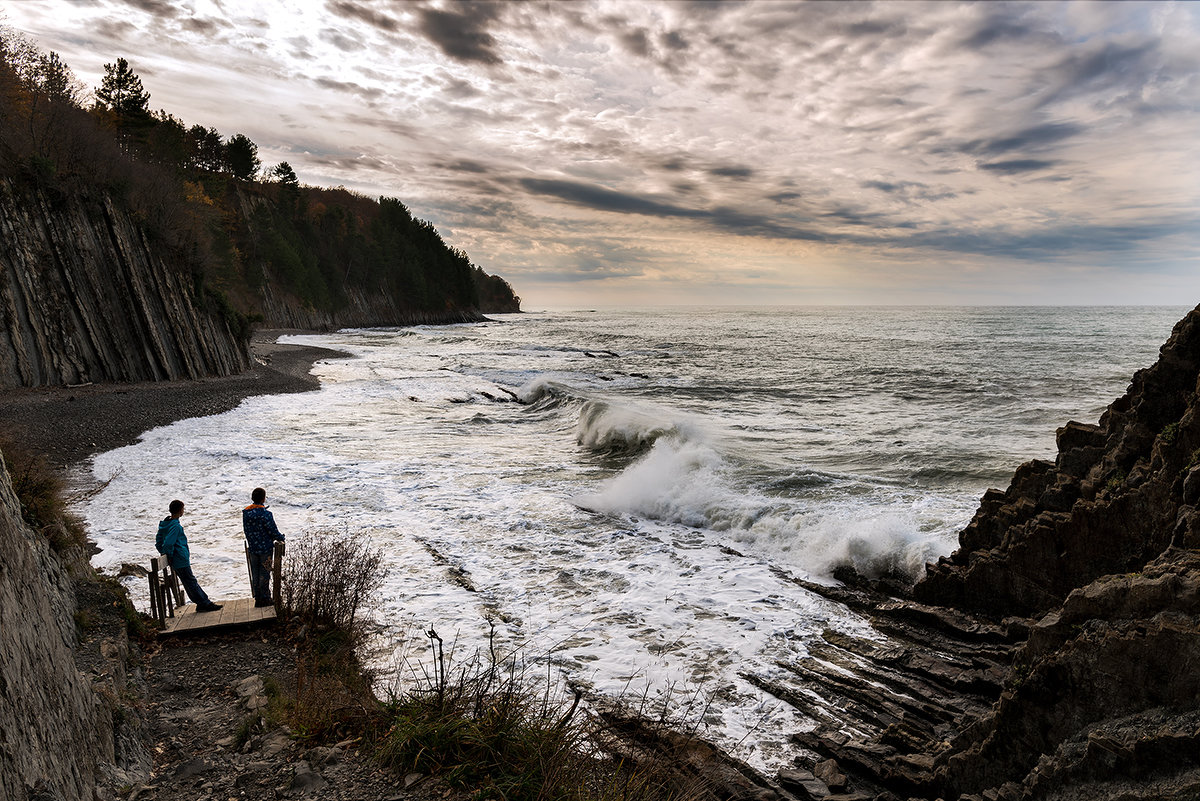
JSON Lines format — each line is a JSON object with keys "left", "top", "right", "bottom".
{"left": 133, "top": 627, "right": 467, "bottom": 801}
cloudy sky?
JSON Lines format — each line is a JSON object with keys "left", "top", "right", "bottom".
{"left": 6, "top": 1, "right": 1200, "bottom": 307}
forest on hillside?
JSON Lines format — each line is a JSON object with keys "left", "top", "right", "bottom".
{"left": 0, "top": 28, "right": 520, "bottom": 325}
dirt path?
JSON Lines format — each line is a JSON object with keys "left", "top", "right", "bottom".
{"left": 134, "top": 626, "right": 465, "bottom": 801}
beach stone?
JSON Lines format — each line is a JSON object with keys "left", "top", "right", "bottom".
{"left": 261, "top": 731, "right": 292, "bottom": 758}
{"left": 777, "top": 768, "right": 828, "bottom": 799}
{"left": 307, "top": 745, "right": 341, "bottom": 768}
{"left": 174, "top": 758, "right": 213, "bottom": 781}
{"left": 813, "top": 759, "right": 847, "bottom": 790}
{"left": 289, "top": 761, "right": 325, "bottom": 793}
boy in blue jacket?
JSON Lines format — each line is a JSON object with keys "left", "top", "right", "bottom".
{"left": 156, "top": 499, "right": 222, "bottom": 613}
{"left": 242, "top": 487, "right": 286, "bottom": 607}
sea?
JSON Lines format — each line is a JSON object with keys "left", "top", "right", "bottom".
{"left": 83, "top": 305, "right": 1187, "bottom": 771}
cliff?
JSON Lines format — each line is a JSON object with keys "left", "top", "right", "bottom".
{"left": 917, "top": 305, "right": 1200, "bottom": 618}
{"left": 775, "top": 305, "right": 1200, "bottom": 800}
{"left": 0, "top": 177, "right": 248, "bottom": 388}
{"left": 0, "top": 453, "right": 146, "bottom": 801}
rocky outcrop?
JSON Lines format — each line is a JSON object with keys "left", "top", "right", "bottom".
{"left": 257, "top": 282, "right": 485, "bottom": 331}
{"left": 0, "top": 454, "right": 145, "bottom": 801}
{"left": 917, "top": 304, "right": 1200, "bottom": 618}
{"left": 0, "top": 178, "right": 248, "bottom": 388}
{"left": 757, "top": 305, "right": 1200, "bottom": 800}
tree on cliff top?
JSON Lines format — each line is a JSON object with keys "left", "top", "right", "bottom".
{"left": 93, "top": 57, "right": 151, "bottom": 151}
{"left": 227, "top": 133, "right": 260, "bottom": 180}
{"left": 94, "top": 58, "right": 149, "bottom": 118}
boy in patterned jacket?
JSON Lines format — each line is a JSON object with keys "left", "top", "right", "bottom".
{"left": 243, "top": 487, "right": 286, "bottom": 607}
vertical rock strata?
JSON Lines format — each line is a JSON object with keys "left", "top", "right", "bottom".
{"left": 0, "top": 178, "right": 248, "bottom": 388}
{"left": 0, "top": 455, "right": 110, "bottom": 801}
{"left": 773, "top": 305, "right": 1200, "bottom": 800}
{"left": 918, "top": 304, "right": 1200, "bottom": 618}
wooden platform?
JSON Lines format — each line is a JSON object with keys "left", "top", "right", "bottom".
{"left": 161, "top": 597, "right": 278, "bottom": 635}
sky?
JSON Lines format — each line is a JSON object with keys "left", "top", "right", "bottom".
{"left": 5, "top": 0, "right": 1200, "bottom": 308}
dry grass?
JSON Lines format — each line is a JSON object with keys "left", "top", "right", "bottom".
{"left": 376, "top": 626, "right": 713, "bottom": 801}
{"left": 0, "top": 436, "right": 87, "bottom": 553}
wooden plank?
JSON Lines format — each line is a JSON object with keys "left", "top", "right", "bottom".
{"left": 158, "top": 596, "right": 280, "bottom": 636}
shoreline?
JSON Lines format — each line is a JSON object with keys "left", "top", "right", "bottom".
{"left": 0, "top": 329, "right": 347, "bottom": 471}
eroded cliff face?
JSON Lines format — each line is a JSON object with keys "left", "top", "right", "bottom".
{"left": 917, "top": 304, "right": 1200, "bottom": 618}
{"left": 257, "top": 282, "right": 485, "bottom": 330}
{"left": 778, "top": 306, "right": 1200, "bottom": 801}
{"left": 0, "top": 178, "right": 248, "bottom": 389}
{"left": 0, "top": 454, "right": 145, "bottom": 801}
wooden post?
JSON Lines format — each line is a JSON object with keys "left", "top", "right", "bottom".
{"left": 244, "top": 540, "right": 254, "bottom": 594}
{"left": 272, "top": 541, "right": 285, "bottom": 615}
{"left": 148, "top": 572, "right": 161, "bottom": 625}
{"left": 148, "top": 555, "right": 177, "bottom": 625}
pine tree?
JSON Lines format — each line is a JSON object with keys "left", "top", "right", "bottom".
{"left": 94, "top": 57, "right": 149, "bottom": 119}
{"left": 227, "top": 133, "right": 260, "bottom": 180}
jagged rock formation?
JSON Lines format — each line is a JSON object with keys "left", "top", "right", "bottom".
{"left": 0, "top": 178, "right": 249, "bottom": 389}
{"left": 917, "top": 305, "right": 1200, "bottom": 618}
{"left": 0, "top": 454, "right": 145, "bottom": 801}
{"left": 762, "top": 305, "right": 1200, "bottom": 800}
{"left": 257, "top": 282, "right": 485, "bottom": 330}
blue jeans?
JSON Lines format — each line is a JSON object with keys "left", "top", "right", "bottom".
{"left": 249, "top": 552, "right": 273, "bottom": 602}
{"left": 174, "top": 564, "right": 212, "bottom": 607}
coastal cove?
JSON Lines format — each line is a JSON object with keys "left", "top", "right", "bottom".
{"left": 77, "top": 306, "right": 1187, "bottom": 776}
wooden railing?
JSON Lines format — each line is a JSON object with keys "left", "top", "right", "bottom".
{"left": 148, "top": 555, "right": 185, "bottom": 626}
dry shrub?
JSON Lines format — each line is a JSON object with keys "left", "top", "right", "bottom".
{"left": 281, "top": 528, "right": 389, "bottom": 741}
{"left": 376, "top": 626, "right": 712, "bottom": 801}
{"left": 282, "top": 527, "right": 387, "bottom": 631}
{"left": 0, "top": 436, "right": 87, "bottom": 553}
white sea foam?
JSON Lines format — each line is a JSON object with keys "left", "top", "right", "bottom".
{"left": 82, "top": 307, "right": 1184, "bottom": 774}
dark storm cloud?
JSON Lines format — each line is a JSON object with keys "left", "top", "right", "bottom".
{"left": 710, "top": 166, "right": 755, "bottom": 179}
{"left": 520, "top": 178, "right": 707, "bottom": 219}
{"left": 964, "top": 122, "right": 1084, "bottom": 156}
{"left": 94, "top": 18, "right": 138, "bottom": 40}
{"left": 905, "top": 219, "right": 1195, "bottom": 261}
{"left": 327, "top": 1, "right": 399, "bottom": 33}
{"left": 319, "top": 28, "right": 364, "bottom": 52}
{"left": 861, "top": 180, "right": 957, "bottom": 202}
{"left": 958, "top": 15, "right": 1041, "bottom": 50}
{"left": 660, "top": 31, "right": 688, "bottom": 52}
{"left": 117, "top": 0, "right": 176, "bottom": 19}
{"left": 977, "top": 159, "right": 1061, "bottom": 174}
{"left": 314, "top": 76, "right": 383, "bottom": 100}
{"left": 180, "top": 17, "right": 231, "bottom": 36}
{"left": 437, "top": 159, "right": 491, "bottom": 174}
{"left": 519, "top": 178, "right": 827, "bottom": 242}
{"left": 619, "top": 28, "right": 652, "bottom": 58}
{"left": 306, "top": 153, "right": 391, "bottom": 172}
{"left": 1036, "top": 41, "right": 1159, "bottom": 109}
{"left": 417, "top": 2, "right": 503, "bottom": 65}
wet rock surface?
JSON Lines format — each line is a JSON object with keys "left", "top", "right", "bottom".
{"left": 739, "top": 305, "right": 1200, "bottom": 800}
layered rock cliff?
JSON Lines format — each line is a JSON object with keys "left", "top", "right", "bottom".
{"left": 0, "top": 453, "right": 144, "bottom": 801}
{"left": 917, "top": 305, "right": 1200, "bottom": 618}
{"left": 775, "top": 305, "right": 1200, "bottom": 800}
{"left": 0, "top": 178, "right": 249, "bottom": 389}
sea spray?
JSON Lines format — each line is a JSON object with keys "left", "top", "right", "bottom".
{"left": 82, "top": 306, "right": 1185, "bottom": 774}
